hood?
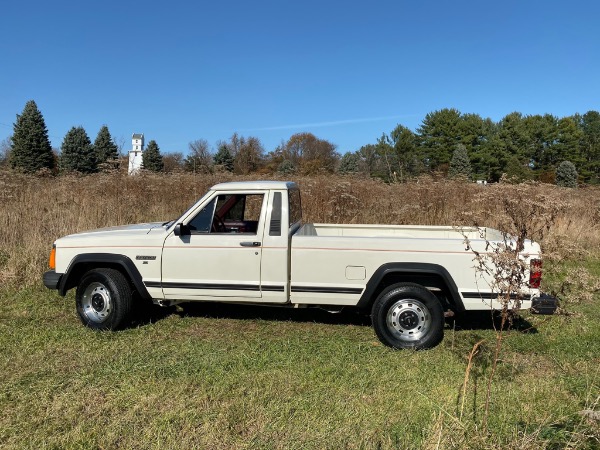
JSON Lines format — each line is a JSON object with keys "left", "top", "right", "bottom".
{"left": 58, "top": 222, "right": 166, "bottom": 243}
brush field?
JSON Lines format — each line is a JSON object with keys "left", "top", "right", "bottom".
{"left": 0, "top": 170, "right": 599, "bottom": 449}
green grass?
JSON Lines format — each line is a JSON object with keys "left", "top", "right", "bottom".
{"left": 0, "top": 276, "right": 599, "bottom": 449}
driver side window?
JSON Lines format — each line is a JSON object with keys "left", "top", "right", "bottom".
{"left": 187, "top": 193, "right": 264, "bottom": 234}
{"left": 187, "top": 197, "right": 216, "bottom": 233}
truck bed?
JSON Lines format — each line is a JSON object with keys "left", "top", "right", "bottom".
{"left": 290, "top": 223, "right": 533, "bottom": 309}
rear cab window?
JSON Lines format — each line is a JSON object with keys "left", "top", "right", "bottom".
{"left": 289, "top": 189, "right": 302, "bottom": 227}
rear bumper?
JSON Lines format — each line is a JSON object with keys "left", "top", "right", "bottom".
{"left": 531, "top": 293, "right": 558, "bottom": 315}
{"left": 43, "top": 270, "right": 62, "bottom": 290}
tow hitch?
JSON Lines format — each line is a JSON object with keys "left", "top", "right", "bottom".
{"left": 531, "top": 293, "right": 559, "bottom": 315}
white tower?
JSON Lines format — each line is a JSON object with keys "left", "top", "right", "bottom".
{"left": 128, "top": 133, "right": 144, "bottom": 175}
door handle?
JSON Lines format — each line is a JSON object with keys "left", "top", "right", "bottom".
{"left": 240, "top": 241, "right": 261, "bottom": 247}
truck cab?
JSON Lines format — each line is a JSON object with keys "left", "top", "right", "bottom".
{"left": 159, "top": 181, "right": 299, "bottom": 303}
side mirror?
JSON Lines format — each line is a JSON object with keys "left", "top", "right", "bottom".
{"left": 173, "top": 223, "right": 189, "bottom": 236}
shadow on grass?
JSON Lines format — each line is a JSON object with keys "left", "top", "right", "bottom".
{"left": 133, "top": 298, "right": 539, "bottom": 334}
{"left": 130, "top": 294, "right": 178, "bottom": 327}
{"left": 449, "top": 311, "right": 537, "bottom": 334}
{"left": 176, "top": 302, "right": 373, "bottom": 326}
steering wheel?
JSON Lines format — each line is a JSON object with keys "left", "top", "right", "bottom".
{"left": 211, "top": 214, "right": 226, "bottom": 232}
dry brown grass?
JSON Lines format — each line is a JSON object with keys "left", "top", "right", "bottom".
{"left": 1, "top": 169, "right": 599, "bottom": 449}
{"left": 1, "top": 169, "right": 599, "bottom": 287}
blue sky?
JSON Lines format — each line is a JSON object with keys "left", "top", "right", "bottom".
{"left": 1, "top": 1, "right": 599, "bottom": 155}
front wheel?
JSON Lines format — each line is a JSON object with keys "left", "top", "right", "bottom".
{"left": 76, "top": 268, "right": 133, "bottom": 330}
{"left": 371, "top": 283, "right": 444, "bottom": 350}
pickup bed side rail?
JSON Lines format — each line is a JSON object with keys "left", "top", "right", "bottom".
{"left": 356, "top": 262, "right": 465, "bottom": 312}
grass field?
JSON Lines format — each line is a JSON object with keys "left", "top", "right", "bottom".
{"left": 0, "top": 170, "right": 599, "bottom": 448}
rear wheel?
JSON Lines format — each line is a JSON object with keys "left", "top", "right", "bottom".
{"left": 371, "top": 283, "right": 444, "bottom": 350}
{"left": 76, "top": 268, "right": 133, "bottom": 330}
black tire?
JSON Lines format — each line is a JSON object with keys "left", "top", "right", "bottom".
{"left": 371, "top": 282, "right": 444, "bottom": 350}
{"left": 75, "top": 268, "right": 133, "bottom": 330}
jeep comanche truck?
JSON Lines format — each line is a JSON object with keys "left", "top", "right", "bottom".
{"left": 43, "top": 181, "right": 556, "bottom": 349}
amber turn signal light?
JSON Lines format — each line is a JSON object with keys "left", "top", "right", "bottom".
{"left": 49, "top": 245, "right": 56, "bottom": 270}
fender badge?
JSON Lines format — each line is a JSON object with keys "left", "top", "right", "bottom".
{"left": 136, "top": 255, "right": 156, "bottom": 261}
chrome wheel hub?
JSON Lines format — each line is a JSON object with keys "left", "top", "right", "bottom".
{"left": 386, "top": 298, "right": 431, "bottom": 342}
{"left": 81, "top": 282, "right": 112, "bottom": 323}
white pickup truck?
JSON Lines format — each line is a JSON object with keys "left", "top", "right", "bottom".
{"left": 44, "top": 181, "right": 556, "bottom": 349}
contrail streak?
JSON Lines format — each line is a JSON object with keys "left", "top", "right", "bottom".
{"left": 240, "top": 114, "right": 418, "bottom": 132}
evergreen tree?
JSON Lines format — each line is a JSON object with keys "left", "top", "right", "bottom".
{"left": 389, "top": 125, "right": 423, "bottom": 180}
{"left": 448, "top": 144, "right": 472, "bottom": 179}
{"left": 10, "top": 100, "right": 54, "bottom": 173}
{"left": 338, "top": 152, "right": 360, "bottom": 174}
{"left": 277, "top": 159, "right": 296, "bottom": 174}
{"left": 142, "top": 140, "right": 164, "bottom": 172}
{"left": 213, "top": 143, "right": 234, "bottom": 171}
{"left": 503, "top": 155, "right": 533, "bottom": 183}
{"left": 524, "top": 114, "right": 559, "bottom": 171}
{"left": 471, "top": 124, "right": 504, "bottom": 181}
{"left": 459, "top": 115, "right": 497, "bottom": 180}
{"left": 555, "top": 161, "right": 578, "bottom": 188}
{"left": 497, "top": 112, "right": 531, "bottom": 166}
{"left": 579, "top": 111, "right": 600, "bottom": 183}
{"left": 554, "top": 117, "right": 584, "bottom": 169}
{"left": 93, "top": 125, "right": 119, "bottom": 164}
{"left": 60, "top": 126, "right": 96, "bottom": 173}
{"left": 417, "top": 108, "right": 463, "bottom": 171}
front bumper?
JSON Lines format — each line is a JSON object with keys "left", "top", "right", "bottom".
{"left": 43, "top": 270, "right": 62, "bottom": 290}
{"left": 531, "top": 293, "right": 559, "bottom": 315}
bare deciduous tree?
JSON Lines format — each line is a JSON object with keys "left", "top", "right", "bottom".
{"left": 163, "top": 152, "right": 184, "bottom": 173}
{"left": 235, "top": 136, "right": 264, "bottom": 174}
{"left": 283, "top": 133, "right": 339, "bottom": 174}
{"left": 0, "top": 136, "right": 11, "bottom": 166}
{"left": 185, "top": 139, "right": 213, "bottom": 173}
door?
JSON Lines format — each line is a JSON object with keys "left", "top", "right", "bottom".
{"left": 161, "top": 191, "right": 267, "bottom": 300}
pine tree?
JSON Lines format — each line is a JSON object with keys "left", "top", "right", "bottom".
{"left": 390, "top": 124, "right": 422, "bottom": 180}
{"left": 417, "top": 108, "right": 463, "bottom": 170}
{"left": 503, "top": 155, "right": 533, "bottom": 183}
{"left": 448, "top": 144, "right": 472, "bottom": 179}
{"left": 556, "top": 161, "right": 578, "bottom": 188}
{"left": 142, "top": 140, "right": 164, "bottom": 172}
{"left": 93, "top": 125, "right": 119, "bottom": 164}
{"left": 213, "top": 143, "right": 234, "bottom": 171}
{"left": 10, "top": 100, "right": 55, "bottom": 173}
{"left": 580, "top": 111, "right": 600, "bottom": 183}
{"left": 60, "top": 126, "right": 96, "bottom": 173}
{"left": 338, "top": 152, "right": 360, "bottom": 174}
{"left": 277, "top": 160, "right": 296, "bottom": 174}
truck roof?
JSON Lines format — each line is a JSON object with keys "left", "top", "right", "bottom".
{"left": 210, "top": 180, "right": 297, "bottom": 191}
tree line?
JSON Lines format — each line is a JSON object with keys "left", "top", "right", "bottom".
{"left": 352, "top": 108, "right": 599, "bottom": 184}
{"left": 3, "top": 100, "right": 598, "bottom": 185}
{"left": 4, "top": 101, "right": 121, "bottom": 174}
